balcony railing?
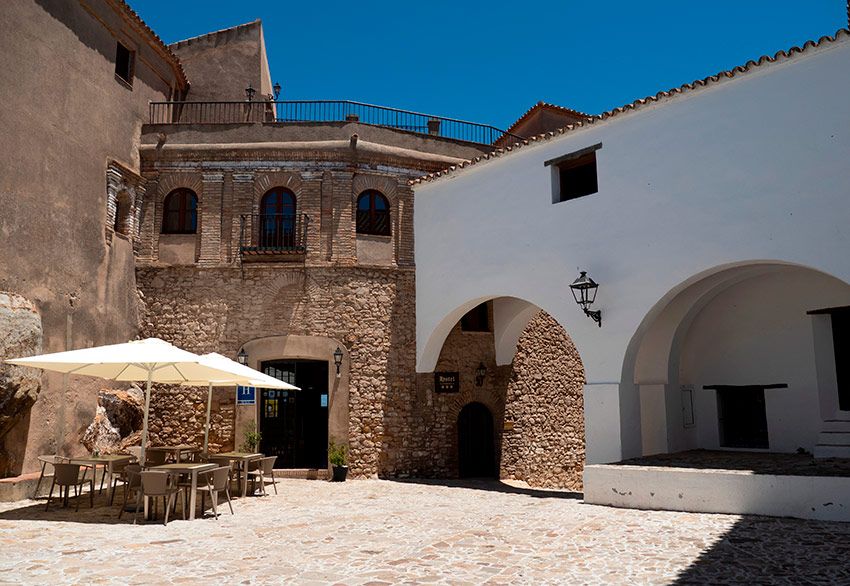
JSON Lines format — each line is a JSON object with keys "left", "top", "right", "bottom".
{"left": 149, "top": 100, "right": 523, "bottom": 145}
{"left": 239, "top": 213, "right": 309, "bottom": 260}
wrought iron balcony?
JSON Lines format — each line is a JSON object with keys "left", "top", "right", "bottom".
{"left": 148, "top": 100, "right": 523, "bottom": 145}
{"left": 239, "top": 213, "right": 309, "bottom": 261}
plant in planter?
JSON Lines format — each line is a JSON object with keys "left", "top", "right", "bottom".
{"left": 328, "top": 440, "right": 348, "bottom": 482}
{"left": 240, "top": 420, "right": 262, "bottom": 453}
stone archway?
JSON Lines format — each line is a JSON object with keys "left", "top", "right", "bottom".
{"left": 419, "top": 297, "right": 585, "bottom": 489}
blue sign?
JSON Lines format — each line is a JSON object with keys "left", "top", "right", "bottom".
{"left": 237, "top": 386, "right": 256, "bottom": 405}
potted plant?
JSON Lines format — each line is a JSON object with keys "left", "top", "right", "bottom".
{"left": 328, "top": 440, "right": 348, "bottom": 481}
{"left": 240, "top": 420, "right": 262, "bottom": 453}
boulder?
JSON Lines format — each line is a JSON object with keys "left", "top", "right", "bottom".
{"left": 0, "top": 292, "right": 43, "bottom": 442}
{"left": 81, "top": 387, "right": 144, "bottom": 454}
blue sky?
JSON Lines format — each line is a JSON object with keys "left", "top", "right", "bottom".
{"left": 134, "top": 1, "right": 846, "bottom": 130}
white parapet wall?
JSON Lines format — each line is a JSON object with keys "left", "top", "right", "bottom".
{"left": 584, "top": 464, "right": 850, "bottom": 522}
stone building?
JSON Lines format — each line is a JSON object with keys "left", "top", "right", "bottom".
{"left": 0, "top": 2, "right": 588, "bottom": 493}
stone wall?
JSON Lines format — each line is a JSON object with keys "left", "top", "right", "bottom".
{"left": 415, "top": 308, "right": 585, "bottom": 490}
{"left": 137, "top": 265, "right": 417, "bottom": 477}
{"left": 501, "top": 311, "right": 585, "bottom": 491}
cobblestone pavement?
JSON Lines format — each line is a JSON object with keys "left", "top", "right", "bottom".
{"left": 0, "top": 479, "right": 848, "bottom": 585}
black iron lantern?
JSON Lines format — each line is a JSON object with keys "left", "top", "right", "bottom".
{"left": 237, "top": 348, "right": 248, "bottom": 365}
{"left": 245, "top": 83, "right": 256, "bottom": 101}
{"left": 333, "top": 346, "right": 344, "bottom": 377}
{"left": 475, "top": 362, "right": 486, "bottom": 386}
{"left": 273, "top": 82, "right": 282, "bottom": 100}
{"left": 569, "top": 270, "right": 602, "bottom": 327}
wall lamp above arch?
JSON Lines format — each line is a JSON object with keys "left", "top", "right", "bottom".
{"left": 570, "top": 270, "right": 602, "bottom": 327}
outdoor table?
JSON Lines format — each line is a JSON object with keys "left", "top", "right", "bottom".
{"left": 69, "top": 454, "right": 134, "bottom": 505}
{"left": 147, "top": 462, "right": 215, "bottom": 521}
{"left": 146, "top": 445, "right": 197, "bottom": 463}
{"left": 207, "top": 452, "right": 263, "bottom": 497}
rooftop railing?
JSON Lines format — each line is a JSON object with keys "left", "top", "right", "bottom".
{"left": 149, "top": 100, "right": 523, "bottom": 145}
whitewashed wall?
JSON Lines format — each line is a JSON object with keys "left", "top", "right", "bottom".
{"left": 414, "top": 36, "right": 850, "bottom": 462}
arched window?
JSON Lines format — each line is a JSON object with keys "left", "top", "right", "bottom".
{"left": 259, "top": 188, "right": 296, "bottom": 248}
{"left": 161, "top": 189, "right": 198, "bottom": 234}
{"left": 356, "top": 190, "right": 390, "bottom": 236}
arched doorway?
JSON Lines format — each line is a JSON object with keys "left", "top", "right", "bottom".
{"left": 458, "top": 402, "right": 496, "bottom": 478}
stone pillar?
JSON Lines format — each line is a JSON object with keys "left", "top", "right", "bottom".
{"left": 198, "top": 173, "right": 224, "bottom": 266}
{"left": 231, "top": 173, "right": 254, "bottom": 264}
{"left": 396, "top": 183, "right": 415, "bottom": 267}
{"left": 321, "top": 171, "right": 334, "bottom": 262}
{"left": 300, "top": 172, "right": 323, "bottom": 263}
{"left": 331, "top": 171, "right": 355, "bottom": 265}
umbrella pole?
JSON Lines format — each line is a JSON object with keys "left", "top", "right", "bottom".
{"left": 203, "top": 382, "right": 213, "bottom": 455}
{"left": 140, "top": 368, "right": 153, "bottom": 465}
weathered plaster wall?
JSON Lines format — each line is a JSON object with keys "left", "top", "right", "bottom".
{"left": 171, "top": 20, "right": 267, "bottom": 102}
{"left": 0, "top": 0, "right": 180, "bottom": 475}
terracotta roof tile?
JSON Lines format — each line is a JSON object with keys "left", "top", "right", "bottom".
{"left": 411, "top": 29, "right": 850, "bottom": 186}
{"left": 501, "top": 101, "right": 590, "bottom": 137}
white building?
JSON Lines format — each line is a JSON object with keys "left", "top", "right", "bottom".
{"left": 414, "top": 29, "right": 850, "bottom": 476}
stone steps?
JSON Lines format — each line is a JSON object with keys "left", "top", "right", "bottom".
{"left": 814, "top": 420, "right": 850, "bottom": 458}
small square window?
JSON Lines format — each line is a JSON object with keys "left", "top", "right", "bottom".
{"left": 115, "top": 42, "right": 134, "bottom": 86}
{"left": 545, "top": 144, "right": 601, "bottom": 203}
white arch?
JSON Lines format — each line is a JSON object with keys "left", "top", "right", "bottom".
{"left": 623, "top": 260, "right": 850, "bottom": 457}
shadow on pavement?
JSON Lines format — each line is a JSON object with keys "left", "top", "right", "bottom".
{"left": 389, "top": 477, "right": 583, "bottom": 500}
{"left": 672, "top": 514, "right": 850, "bottom": 585}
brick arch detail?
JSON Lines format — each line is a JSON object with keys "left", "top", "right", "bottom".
{"left": 157, "top": 173, "right": 203, "bottom": 203}
{"left": 253, "top": 171, "right": 303, "bottom": 213}
{"left": 352, "top": 173, "right": 399, "bottom": 206}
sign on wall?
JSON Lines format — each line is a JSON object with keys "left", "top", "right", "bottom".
{"left": 434, "top": 371, "right": 460, "bottom": 393}
{"left": 237, "top": 385, "right": 256, "bottom": 405}
{"left": 681, "top": 385, "right": 695, "bottom": 428}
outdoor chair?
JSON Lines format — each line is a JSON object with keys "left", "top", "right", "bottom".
{"left": 143, "top": 450, "right": 167, "bottom": 467}
{"left": 126, "top": 446, "right": 142, "bottom": 462}
{"left": 117, "top": 465, "right": 142, "bottom": 520}
{"left": 109, "top": 460, "right": 137, "bottom": 505}
{"left": 45, "top": 463, "right": 92, "bottom": 512}
{"left": 134, "top": 471, "right": 184, "bottom": 525}
{"left": 248, "top": 456, "right": 278, "bottom": 496}
{"left": 33, "top": 455, "right": 69, "bottom": 498}
{"left": 195, "top": 466, "right": 234, "bottom": 519}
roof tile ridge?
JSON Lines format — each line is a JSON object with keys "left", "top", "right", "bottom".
{"left": 410, "top": 28, "right": 850, "bottom": 186}
{"left": 170, "top": 19, "right": 262, "bottom": 49}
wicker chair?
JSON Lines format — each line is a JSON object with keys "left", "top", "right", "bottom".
{"left": 195, "top": 466, "right": 234, "bottom": 519}
{"left": 33, "top": 455, "right": 69, "bottom": 498}
{"left": 143, "top": 450, "right": 168, "bottom": 467}
{"left": 248, "top": 456, "right": 278, "bottom": 496}
{"left": 45, "top": 463, "right": 92, "bottom": 511}
{"left": 134, "top": 471, "right": 184, "bottom": 525}
{"left": 117, "top": 465, "right": 143, "bottom": 520}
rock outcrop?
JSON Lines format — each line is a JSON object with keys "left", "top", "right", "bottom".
{"left": 0, "top": 292, "right": 43, "bottom": 476}
{"left": 81, "top": 387, "right": 144, "bottom": 453}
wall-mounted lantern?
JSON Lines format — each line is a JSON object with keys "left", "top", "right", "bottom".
{"left": 333, "top": 346, "right": 344, "bottom": 378}
{"left": 273, "top": 82, "right": 282, "bottom": 100}
{"left": 245, "top": 84, "right": 256, "bottom": 101}
{"left": 475, "top": 362, "right": 487, "bottom": 386}
{"left": 236, "top": 348, "right": 248, "bottom": 365}
{"left": 569, "top": 270, "right": 602, "bottom": 327}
